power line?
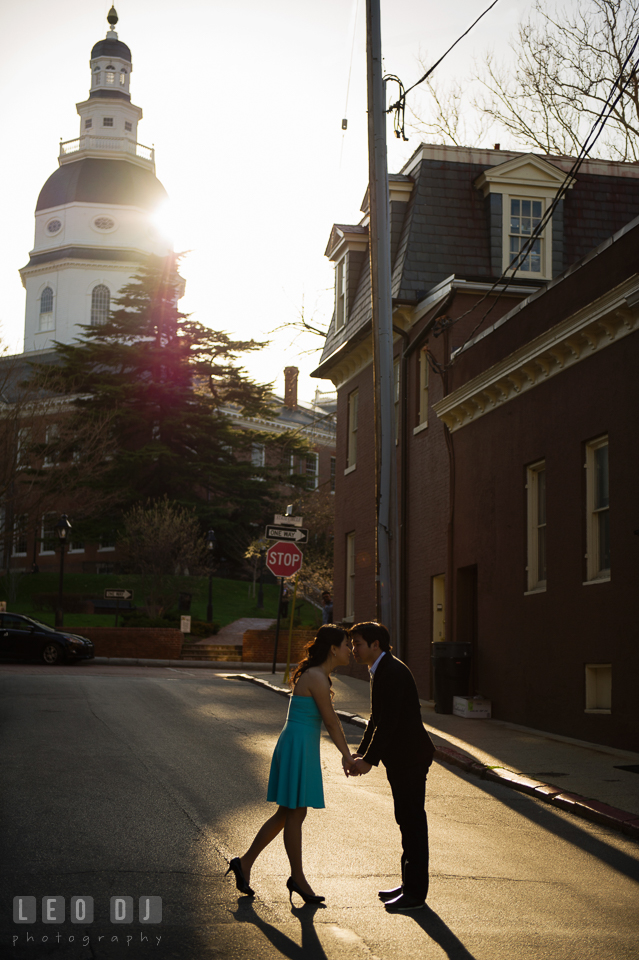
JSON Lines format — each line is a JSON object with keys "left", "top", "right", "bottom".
{"left": 387, "top": 0, "right": 500, "bottom": 128}
{"left": 437, "top": 32, "right": 639, "bottom": 361}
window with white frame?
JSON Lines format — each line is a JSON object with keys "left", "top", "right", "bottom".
{"left": 43, "top": 424, "right": 59, "bottom": 468}
{"left": 40, "top": 512, "right": 57, "bottom": 555}
{"left": 526, "top": 460, "right": 546, "bottom": 592}
{"left": 508, "top": 198, "right": 543, "bottom": 274}
{"left": 85, "top": 118, "right": 93, "bottom": 129}
{"left": 394, "top": 358, "right": 400, "bottom": 441}
{"left": 585, "top": 664, "right": 611, "bottom": 713}
{"left": 39, "top": 286, "right": 54, "bottom": 331}
{"left": 346, "top": 389, "right": 358, "bottom": 471}
{"left": 120, "top": 69, "right": 127, "bottom": 86}
{"left": 69, "top": 536, "right": 85, "bottom": 554}
{"left": 105, "top": 68, "right": 115, "bottom": 84}
{"left": 12, "top": 514, "right": 28, "bottom": 556}
{"left": 91, "top": 284, "right": 110, "bottom": 326}
{"left": 251, "top": 442, "right": 265, "bottom": 468}
{"left": 345, "top": 532, "right": 355, "bottom": 621}
{"left": 17, "top": 428, "right": 31, "bottom": 468}
{"left": 417, "top": 348, "right": 429, "bottom": 428}
{"left": 335, "top": 258, "right": 347, "bottom": 330}
{"left": 305, "top": 453, "right": 319, "bottom": 490}
{"left": 103, "top": 117, "right": 114, "bottom": 127}
{"left": 98, "top": 530, "right": 116, "bottom": 552}
{"left": 585, "top": 437, "right": 610, "bottom": 581}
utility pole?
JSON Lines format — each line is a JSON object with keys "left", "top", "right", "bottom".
{"left": 366, "top": 0, "right": 399, "bottom": 645}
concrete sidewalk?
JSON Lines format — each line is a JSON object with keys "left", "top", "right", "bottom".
{"left": 225, "top": 669, "right": 639, "bottom": 838}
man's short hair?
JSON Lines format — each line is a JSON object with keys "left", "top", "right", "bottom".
{"left": 349, "top": 621, "right": 391, "bottom": 653}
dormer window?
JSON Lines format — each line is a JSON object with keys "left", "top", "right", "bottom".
{"left": 335, "top": 258, "right": 347, "bottom": 330}
{"left": 103, "top": 117, "right": 114, "bottom": 127}
{"left": 509, "top": 199, "right": 543, "bottom": 274}
{"left": 120, "top": 69, "right": 127, "bottom": 86}
{"left": 474, "top": 154, "right": 573, "bottom": 281}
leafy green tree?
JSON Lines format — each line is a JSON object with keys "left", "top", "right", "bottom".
{"left": 30, "top": 254, "right": 304, "bottom": 566}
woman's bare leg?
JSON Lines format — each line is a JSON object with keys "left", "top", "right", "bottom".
{"left": 283, "top": 807, "right": 317, "bottom": 896}
{"left": 239, "top": 806, "right": 288, "bottom": 883}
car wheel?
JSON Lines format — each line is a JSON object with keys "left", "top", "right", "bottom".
{"left": 42, "top": 643, "right": 65, "bottom": 665}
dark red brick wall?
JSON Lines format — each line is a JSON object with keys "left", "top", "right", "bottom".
{"left": 334, "top": 367, "right": 377, "bottom": 624}
{"left": 242, "top": 628, "right": 317, "bottom": 663}
{"left": 79, "top": 628, "right": 184, "bottom": 659}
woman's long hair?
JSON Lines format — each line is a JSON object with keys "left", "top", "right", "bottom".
{"left": 290, "top": 624, "right": 346, "bottom": 695}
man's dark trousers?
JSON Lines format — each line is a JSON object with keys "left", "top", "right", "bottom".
{"left": 386, "top": 761, "right": 429, "bottom": 901}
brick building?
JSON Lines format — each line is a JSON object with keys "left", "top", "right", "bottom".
{"left": 312, "top": 143, "right": 639, "bottom": 749}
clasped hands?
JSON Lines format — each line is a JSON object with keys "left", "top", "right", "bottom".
{"left": 342, "top": 754, "right": 372, "bottom": 778}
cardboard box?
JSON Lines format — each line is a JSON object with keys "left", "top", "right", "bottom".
{"left": 453, "top": 696, "right": 492, "bottom": 719}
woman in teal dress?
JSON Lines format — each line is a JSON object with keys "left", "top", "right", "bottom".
{"left": 226, "top": 625, "right": 355, "bottom": 904}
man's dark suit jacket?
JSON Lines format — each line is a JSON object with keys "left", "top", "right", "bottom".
{"left": 357, "top": 653, "right": 435, "bottom": 770}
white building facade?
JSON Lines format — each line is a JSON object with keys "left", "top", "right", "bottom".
{"left": 20, "top": 7, "right": 172, "bottom": 353}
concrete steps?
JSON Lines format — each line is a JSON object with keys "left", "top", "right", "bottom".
{"left": 180, "top": 643, "right": 243, "bottom": 662}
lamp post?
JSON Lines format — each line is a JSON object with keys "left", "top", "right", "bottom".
{"left": 257, "top": 545, "right": 266, "bottom": 610}
{"left": 206, "top": 529, "right": 216, "bottom": 623}
{"left": 55, "top": 514, "right": 72, "bottom": 629}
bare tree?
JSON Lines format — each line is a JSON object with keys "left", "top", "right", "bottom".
{"left": 476, "top": 0, "right": 639, "bottom": 160}
{"left": 408, "top": 1, "right": 639, "bottom": 161}
{"left": 119, "top": 497, "right": 206, "bottom": 618}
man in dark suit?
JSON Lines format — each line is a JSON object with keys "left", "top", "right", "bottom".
{"left": 347, "top": 621, "right": 434, "bottom": 911}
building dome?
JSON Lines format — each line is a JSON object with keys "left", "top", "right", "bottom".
{"left": 90, "top": 37, "right": 132, "bottom": 62}
{"left": 36, "top": 158, "right": 167, "bottom": 212}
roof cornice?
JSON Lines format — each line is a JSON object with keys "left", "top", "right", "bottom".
{"left": 433, "top": 276, "right": 639, "bottom": 433}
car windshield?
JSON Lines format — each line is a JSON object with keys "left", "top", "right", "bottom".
{"left": 20, "top": 615, "right": 57, "bottom": 634}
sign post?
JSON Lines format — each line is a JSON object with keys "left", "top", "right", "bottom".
{"left": 104, "top": 588, "right": 133, "bottom": 628}
{"left": 265, "top": 542, "right": 303, "bottom": 673}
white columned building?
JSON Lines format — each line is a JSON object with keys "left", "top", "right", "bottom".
{"left": 20, "top": 7, "right": 173, "bottom": 353}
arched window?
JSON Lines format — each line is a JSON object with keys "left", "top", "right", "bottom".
{"left": 39, "top": 287, "right": 54, "bottom": 332}
{"left": 91, "top": 284, "right": 110, "bottom": 325}
{"left": 40, "top": 287, "right": 53, "bottom": 314}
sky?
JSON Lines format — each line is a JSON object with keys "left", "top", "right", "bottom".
{"left": 0, "top": 0, "right": 531, "bottom": 403}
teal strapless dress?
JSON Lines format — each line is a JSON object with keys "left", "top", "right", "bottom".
{"left": 266, "top": 695, "right": 324, "bottom": 809}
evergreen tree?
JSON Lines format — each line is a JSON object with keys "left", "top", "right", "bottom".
{"left": 30, "top": 255, "right": 304, "bottom": 565}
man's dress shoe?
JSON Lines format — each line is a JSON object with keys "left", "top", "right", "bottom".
{"left": 384, "top": 893, "right": 426, "bottom": 911}
{"left": 378, "top": 886, "right": 403, "bottom": 903}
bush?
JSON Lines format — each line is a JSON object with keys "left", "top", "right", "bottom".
{"left": 120, "top": 611, "right": 179, "bottom": 629}
{"left": 188, "top": 620, "right": 219, "bottom": 637}
{"left": 32, "top": 593, "right": 92, "bottom": 614}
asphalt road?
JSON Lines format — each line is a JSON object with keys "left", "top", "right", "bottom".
{"left": 1, "top": 668, "right": 638, "bottom": 960}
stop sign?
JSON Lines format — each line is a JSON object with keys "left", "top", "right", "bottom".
{"left": 265, "top": 541, "right": 303, "bottom": 578}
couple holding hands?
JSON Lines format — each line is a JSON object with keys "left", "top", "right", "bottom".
{"left": 226, "top": 622, "right": 434, "bottom": 912}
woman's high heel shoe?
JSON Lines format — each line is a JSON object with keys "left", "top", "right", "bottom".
{"left": 225, "top": 857, "right": 254, "bottom": 896}
{"left": 286, "top": 876, "right": 325, "bottom": 904}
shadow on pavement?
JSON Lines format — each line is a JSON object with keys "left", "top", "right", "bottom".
{"left": 231, "top": 900, "right": 328, "bottom": 960}
{"left": 440, "top": 763, "right": 639, "bottom": 883}
{"left": 408, "top": 905, "right": 478, "bottom": 959}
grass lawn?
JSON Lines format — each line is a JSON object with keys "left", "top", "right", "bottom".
{"left": 0, "top": 571, "right": 322, "bottom": 631}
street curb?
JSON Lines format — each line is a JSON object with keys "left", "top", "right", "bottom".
{"left": 92, "top": 658, "right": 290, "bottom": 670}
{"left": 226, "top": 674, "right": 639, "bottom": 841}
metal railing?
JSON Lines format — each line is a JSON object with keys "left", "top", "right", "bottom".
{"left": 59, "top": 136, "right": 154, "bottom": 164}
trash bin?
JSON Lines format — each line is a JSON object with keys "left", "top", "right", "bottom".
{"left": 431, "top": 641, "right": 472, "bottom": 714}
{"left": 178, "top": 591, "right": 192, "bottom": 613}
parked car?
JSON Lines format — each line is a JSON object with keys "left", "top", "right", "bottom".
{"left": 0, "top": 613, "right": 95, "bottom": 665}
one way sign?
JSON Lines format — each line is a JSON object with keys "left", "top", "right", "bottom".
{"left": 266, "top": 525, "right": 308, "bottom": 544}
{"left": 104, "top": 589, "right": 134, "bottom": 600}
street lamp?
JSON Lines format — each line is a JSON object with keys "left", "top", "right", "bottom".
{"left": 257, "top": 545, "right": 266, "bottom": 610}
{"left": 206, "top": 529, "right": 216, "bottom": 623}
{"left": 55, "top": 514, "right": 72, "bottom": 629}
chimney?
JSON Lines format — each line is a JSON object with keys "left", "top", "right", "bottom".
{"left": 284, "top": 366, "right": 299, "bottom": 409}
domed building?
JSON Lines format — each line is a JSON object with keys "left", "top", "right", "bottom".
{"left": 20, "top": 7, "right": 172, "bottom": 353}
